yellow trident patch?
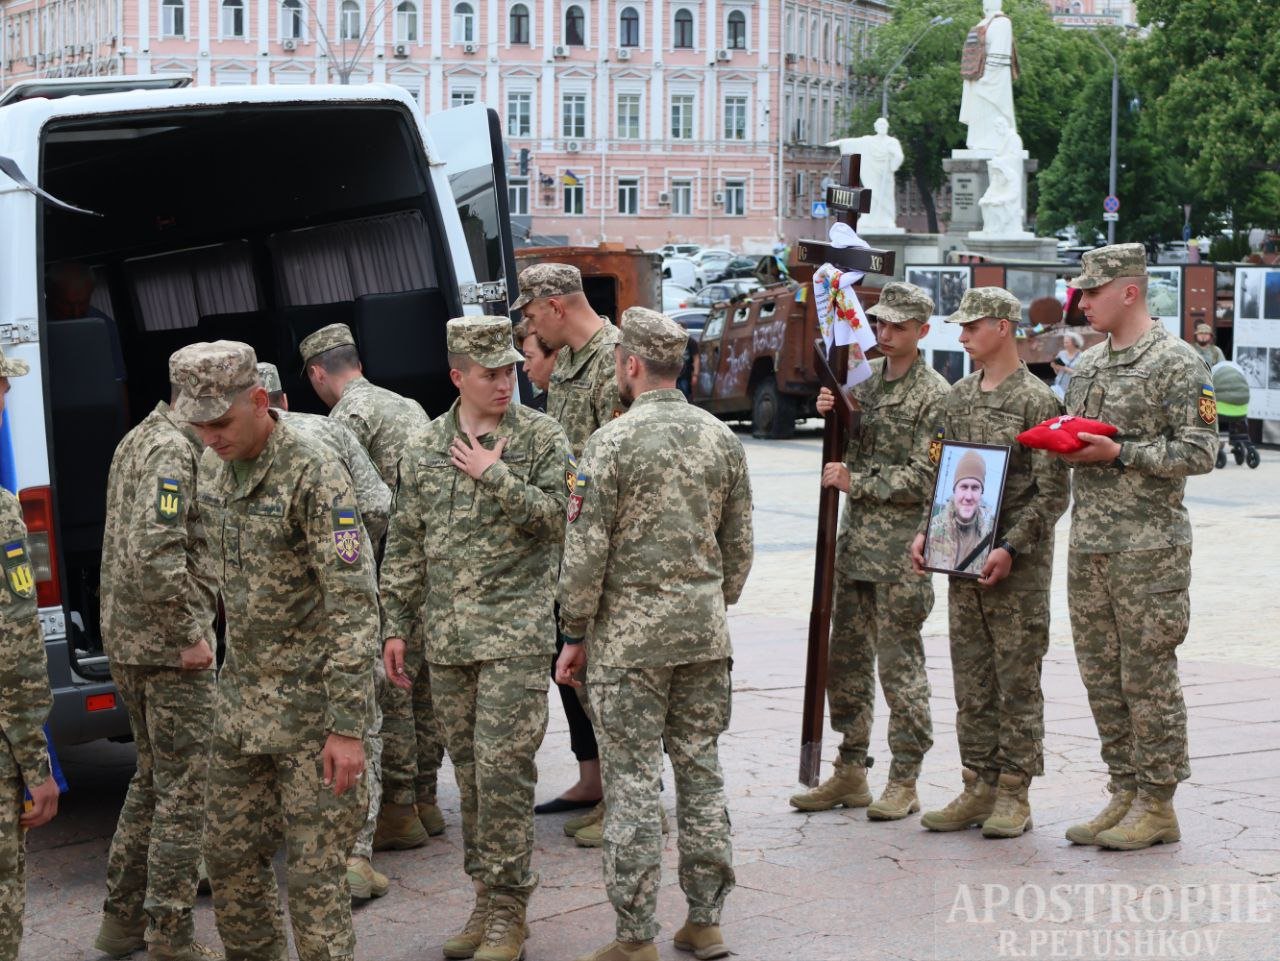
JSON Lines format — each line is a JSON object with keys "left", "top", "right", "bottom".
{"left": 928, "top": 429, "right": 944, "bottom": 466}
{"left": 157, "top": 477, "right": 182, "bottom": 522}
{"left": 3, "top": 540, "right": 34, "bottom": 601}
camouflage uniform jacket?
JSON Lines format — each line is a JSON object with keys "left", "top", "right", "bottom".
{"left": 925, "top": 500, "right": 995, "bottom": 576}
{"left": 0, "top": 490, "right": 51, "bottom": 786}
{"left": 557, "top": 388, "right": 754, "bottom": 667}
{"left": 196, "top": 417, "right": 378, "bottom": 751}
{"left": 547, "top": 320, "right": 623, "bottom": 459}
{"left": 279, "top": 410, "right": 391, "bottom": 546}
{"left": 928, "top": 364, "right": 1069, "bottom": 591}
{"left": 837, "top": 355, "right": 950, "bottom": 583}
{"left": 331, "top": 376, "right": 429, "bottom": 489}
{"left": 1064, "top": 323, "right": 1217, "bottom": 554}
{"left": 100, "top": 402, "right": 217, "bottom": 667}
{"left": 380, "top": 400, "right": 570, "bottom": 665}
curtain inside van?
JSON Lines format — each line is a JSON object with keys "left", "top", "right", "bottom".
{"left": 130, "top": 244, "right": 259, "bottom": 330}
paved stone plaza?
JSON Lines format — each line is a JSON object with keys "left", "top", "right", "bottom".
{"left": 20, "top": 426, "right": 1280, "bottom": 961}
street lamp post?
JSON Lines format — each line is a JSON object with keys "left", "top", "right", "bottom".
{"left": 1092, "top": 33, "right": 1119, "bottom": 244}
{"left": 881, "top": 15, "right": 952, "bottom": 120}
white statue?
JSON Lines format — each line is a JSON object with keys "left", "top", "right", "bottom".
{"left": 974, "top": 116, "right": 1029, "bottom": 237}
{"left": 959, "top": 0, "right": 1019, "bottom": 153}
{"left": 827, "top": 117, "right": 904, "bottom": 232}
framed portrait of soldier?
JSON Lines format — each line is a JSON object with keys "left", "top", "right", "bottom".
{"left": 922, "top": 441, "right": 1011, "bottom": 578}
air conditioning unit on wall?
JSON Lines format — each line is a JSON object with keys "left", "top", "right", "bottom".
{"left": 616, "top": 47, "right": 631, "bottom": 60}
{"left": 713, "top": 191, "right": 725, "bottom": 204}
{"left": 657, "top": 191, "right": 671, "bottom": 204}
{"left": 463, "top": 41, "right": 478, "bottom": 53}
{"left": 715, "top": 48, "right": 730, "bottom": 61}
{"left": 553, "top": 45, "right": 569, "bottom": 58}
{"left": 282, "top": 38, "right": 297, "bottom": 51}
{"left": 393, "top": 43, "right": 409, "bottom": 57}
{"left": 566, "top": 140, "right": 582, "bottom": 152}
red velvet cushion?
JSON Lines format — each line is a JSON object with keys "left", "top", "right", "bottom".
{"left": 1016, "top": 415, "right": 1119, "bottom": 453}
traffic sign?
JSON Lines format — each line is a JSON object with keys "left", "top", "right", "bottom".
{"left": 1103, "top": 211, "right": 1119, "bottom": 222}
{"left": 811, "top": 200, "right": 829, "bottom": 219}
{"left": 1103, "top": 195, "right": 1120, "bottom": 213}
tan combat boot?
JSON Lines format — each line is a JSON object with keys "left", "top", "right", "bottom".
{"left": 373, "top": 801, "right": 429, "bottom": 851}
{"left": 345, "top": 855, "right": 390, "bottom": 900}
{"left": 981, "top": 772, "right": 1033, "bottom": 838}
{"left": 443, "top": 887, "right": 489, "bottom": 959}
{"left": 563, "top": 800, "right": 605, "bottom": 837}
{"left": 572, "top": 941, "right": 659, "bottom": 961}
{"left": 788, "top": 759, "right": 872, "bottom": 812}
{"left": 416, "top": 795, "right": 447, "bottom": 837}
{"left": 673, "top": 920, "right": 730, "bottom": 960}
{"left": 1065, "top": 782, "right": 1137, "bottom": 845}
{"left": 867, "top": 779, "right": 920, "bottom": 821}
{"left": 94, "top": 915, "right": 146, "bottom": 958}
{"left": 575, "top": 807, "right": 668, "bottom": 848}
{"left": 474, "top": 893, "right": 529, "bottom": 961}
{"left": 147, "top": 943, "right": 224, "bottom": 961}
{"left": 920, "top": 769, "right": 998, "bottom": 832}
{"left": 1095, "top": 790, "right": 1181, "bottom": 851}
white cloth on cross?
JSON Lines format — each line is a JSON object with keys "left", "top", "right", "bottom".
{"left": 814, "top": 223, "right": 875, "bottom": 387}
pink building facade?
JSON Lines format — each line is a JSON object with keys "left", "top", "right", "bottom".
{"left": 1, "top": 0, "right": 890, "bottom": 252}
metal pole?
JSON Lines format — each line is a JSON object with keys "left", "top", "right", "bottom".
{"left": 1107, "top": 58, "right": 1118, "bottom": 244}
{"left": 881, "top": 16, "right": 950, "bottom": 122}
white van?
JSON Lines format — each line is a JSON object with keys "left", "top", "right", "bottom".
{"left": 0, "top": 77, "right": 517, "bottom": 746}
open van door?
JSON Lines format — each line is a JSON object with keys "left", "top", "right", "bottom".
{"left": 424, "top": 105, "right": 518, "bottom": 314}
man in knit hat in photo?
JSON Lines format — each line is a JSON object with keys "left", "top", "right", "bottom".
{"left": 924, "top": 448, "right": 995, "bottom": 575}
{"left": 909, "top": 287, "right": 1069, "bottom": 839}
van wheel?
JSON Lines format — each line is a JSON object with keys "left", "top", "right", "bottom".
{"left": 752, "top": 380, "right": 797, "bottom": 439}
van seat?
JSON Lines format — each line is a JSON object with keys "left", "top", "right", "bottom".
{"left": 198, "top": 311, "right": 278, "bottom": 365}
{"left": 353, "top": 289, "right": 452, "bottom": 417}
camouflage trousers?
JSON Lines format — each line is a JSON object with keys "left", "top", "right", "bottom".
{"left": 431, "top": 655, "right": 548, "bottom": 901}
{"left": 828, "top": 574, "right": 934, "bottom": 780}
{"left": 0, "top": 779, "right": 26, "bottom": 961}
{"left": 103, "top": 663, "right": 214, "bottom": 947}
{"left": 351, "top": 658, "right": 385, "bottom": 862}
{"left": 1069, "top": 546, "right": 1191, "bottom": 798}
{"left": 948, "top": 580, "right": 1050, "bottom": 778}
{"left": 385, "top": 633, "right": 444, "bottom": 808}
{"left": 204, "top": 739, "right": 366, "bottom": 961}
{"left": 591, "top": 658, "right": 734, "bottom": 944}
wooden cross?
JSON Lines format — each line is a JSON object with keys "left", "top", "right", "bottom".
{"left": 795, "top": 153, "right": 897, "bottom": 788}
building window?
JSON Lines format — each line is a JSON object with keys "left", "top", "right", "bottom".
{"left": 671, "top": 179, "right": 693, "bottom": 216}
{"left": 507, "top": 91, "right": 532, "bottom": 136}
{"left": 723, "top": 95, "right": 747, "bottom": 140}
{"left": 453, "top": 2, "right": 474, "bottom": 41}
{"left": 280, "top": 0, "right": 303, "bottom": 39}
{"left": 509, "top": 2, "right": 529, "bottom": 43}
{"left": 822, "top": 23, "right": 830, "bottom": 60}
{"left": 784, "top": 11, "right": 793, "bottom": 54}
{"left": 670, "top": 94, "right": 694, "bottom": 139}
{"left": 451, "top": 89, "right": 476, "bottom": 107}
{"left": 673, "top": 8, "right": 693, "bottom": 48}
{"left": 726, "top": 10, "right": 745, "bottom": 49}
{"left": 221, "top": 0, "right": 245, "bottom": 37}
{"left": 394, "top": 0, "right": 417, "bottom": 41}
{"left": 563, "top": 180, "right": 585, "bottom": 214}
{"left": 339, "top": 0, "right": 360, "bottom": 39}
{"left": 509, "top": 177, "right": 529, "bottom": 215}
{"left": 616, "top": 93, "right": 641, "bottom": 139}
{"left": 619, "top": 6, "right": 639, "bottom": 47}
{"left": 618, "top": 178, "right": 639, "bottom": 215}
{"left": 834, "top": 27, "right": 842, "bottom": 64}
{"left": 809, "top": 18, "right": 818, "bottom": 59}
{"left": 561, "top": 93, "right": 587, "bottom": 138}
{"left": 162, "top": 0, "right": 185, "bottom": 35}
{"left": 724, "top": 179, "right": 745, "bottom": 216}
{"left": 564, "top": 4, "right": 584, "bottom": 45}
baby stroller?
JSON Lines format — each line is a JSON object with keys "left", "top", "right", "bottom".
{"left": 1211, "top": 360, "right": 1260, "bottom": 469}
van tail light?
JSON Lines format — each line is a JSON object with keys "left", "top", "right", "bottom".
{"left": 18, "top": 486, "right": 61, "bottom": 608}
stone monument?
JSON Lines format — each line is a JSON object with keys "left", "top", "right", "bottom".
{"left": 973, "top": 117, "right": 1032, "bottom": 239}
{"left": 827, "top": 118, "right": 904, "bottom": 233}
{"left": 959, "top": 0, "right": 1018, "bottom": 153}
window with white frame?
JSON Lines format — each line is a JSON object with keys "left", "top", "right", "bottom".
{"left": 670, "top": 93, "right": 694, "bottom": 139}
{"left": 453, "top": 2, "right": 474, "bottom": 42}
{"left": 564, "top": 4, "right": 584, "bottom": 45}
{"left": 563, "top": 178, "right": 584, "bottom": 214}
{"left": 619, "top": 6, "right": 639, "bottom": 46}
{"left": 280, "top": 0, "right": 303, "bottom": 39}
{"left": 616, "top": 93, "right": 641, "bottom": 139}
{"left": 834, "top": 27, "right": 842, "bottom": 64}
{"left": 509, "top": 177, "right": 529, "bottom": 215}
{"left": 822, "top": 23, "right": 830, "bottom": 61}
{"left": 617, "top": 177, "right": 639, "bottom": 215}
{"left": 809, "top": 18, "right": 818, "bottom": 59}
{"left": 394, "top": 0, "right": 417, "bottom": 41}
{"left": 671, "top": 179, "right": 693, "bottom": 216}
{"left": 673, "top": 8, "right": 693, "bottom": 48}
{"left": 451, "top": 88, "right": 477, "bottom": 107}
{"left": 221, "top": 0, "right": 245, "bottom": 36}
{"left": 507, "top": 91, "right": 532, "bottom": 136}
{"left": 723, "top": 95, "right": 747, "bottom": 140}
{"left": 784, "top": 11, "right": 793, "bottom": 54}
{"left": 162, "top": 0, "right": 185, "bottom": 36}
{"left": 724, "top": 179, "right": 745, "bottom": 216}
{"left": 797, "top": 13, "right": 805, "bottom": 56}
{"left": 509, "top": 2, "right": 529, "bottom": 43}
{"left": 726, "top": 10, "right": 745, "bottom": 49}
{"left": 339, "top": 0, "right": 360, "bottom": 39}
{"left": 561, "top": 93, "right": 587, "bottom": 138}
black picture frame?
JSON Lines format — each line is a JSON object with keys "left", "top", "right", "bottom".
{"left": 922, "top": 440, "right": 1011, "bottom": 578}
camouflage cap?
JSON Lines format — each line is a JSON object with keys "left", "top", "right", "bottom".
{"left": 257, "top": 362, "right": 283, "bottom": 394}
{"left": 510, "top": 263, "right": 584, "bottom": 311}
{"left": 298, "top": 323, "right": 356, "bottom": 370}
{"left": 945, "top": 286, "right": 1022, "bottom": 325}
{"left": 865, "top": 281, "right": 934, "bottom": 325}
{"left": 170, "top": 341, "right": 259, "bottom": 423}
{"left": 620, "top": 306, "right": 689, "bottom": 367}
{"left": 446, "top": 316, "right": 524, "bottom": 368}
{"left": 1066, "top": 243, "right": 1149, "bottom": 290}
{"left": 1194, "top": 323, "right": 1212, "bottom": 336}
{"left": 0, "top": 345, "right": 30, "bottom": 379}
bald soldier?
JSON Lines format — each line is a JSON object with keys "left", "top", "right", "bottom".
{"left": 556, "top": 308, "right": 754, "bottom": 961}
{"left": 299, "top": 323, "right": 445, "bottom": 848}
{"left": 1059, "top": 244, "right": 1217, "bottom": 850}
{"left": 910, "top": 288, "right": 1069, "bottom": 839}
{"left": 175, "top": 341, "right": 378, "bottom": 961}
{"left": 381, "top": 317, "right": 570, "bottom": 961}
{"left": 258, "top": 362, "right": 391, "bottom": 899}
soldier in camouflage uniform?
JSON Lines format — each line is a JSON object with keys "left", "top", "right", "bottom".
{"left": 96, "top": 347, "right": 221, "bottom": 961}
{"left": 512, "top": 263, "right": 620, "bottom": 837}
{"left": 789, "top": 283, "right": 949, "bottom": 822}
{"left": 176, "top": 341, "right": 378, "bottom": 961}
{"left": 381, "top": 317, "right": 569, "bottom": 961}
{"left": 924, "top": 450, "right": 996, "bottom": 575}
{"left": 300, "top": 324, "right": 445, "bottom": 847}
{"left": 0, "top": 346, "right": 59, "bottom": 961}
{"left": 259, "top": 362, "right": 390, "bottom": 898}
{"left": 909, "top": 288, "right": 1069, "bottom": 839}
{"left": 1059, "top": 244, "right": 1217, "bottom": 850}
{"left": 556, "top": 308, "right": 754, "bottom": 961}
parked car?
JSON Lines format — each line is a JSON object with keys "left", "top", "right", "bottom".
{"left": 663, "top": 282, "right": 696, "bottom": 311}
{"left": 662, "top": 256, "right": 704, "bottom": 291}
{"left": 692, "top": 279, "right": 759, "bottom": 309}
{"left": 656, "top": 243, "right": 703, "bottom": 259}
{"left": 694, "top": 249, "right": 735, "bottom": 283}
{"left": 720, "top": 254, "right": 761, "bottom": 279}
{"left": 669, "top": 307, "right": 710, "bottom": 341}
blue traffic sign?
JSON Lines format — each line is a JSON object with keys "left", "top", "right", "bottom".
{"left": 811, "top": 201, "right": 829, "bottom": 219}
{"left": 1103, "top": 195, "right": 1120, "bottom": 213}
